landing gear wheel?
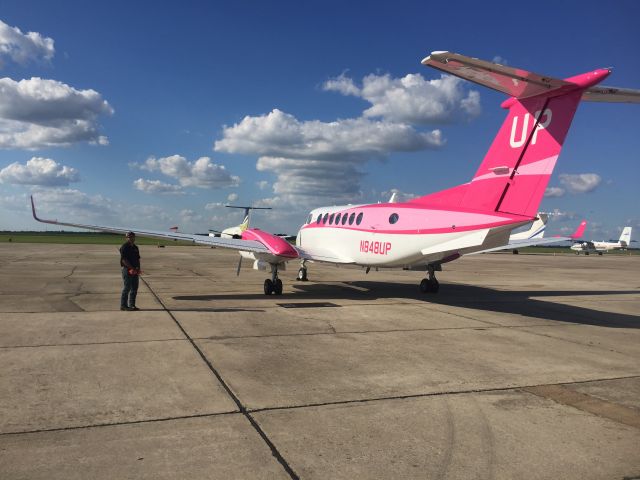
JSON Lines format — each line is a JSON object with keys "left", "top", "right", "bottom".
{"left": 274, "top": 278, "right": 283, "bottom": 295}
{"left": 419, "top": 278, "right": 440, "bottom": 293}
{"left": 297, "top": 267, "right": 308, "bottom": 281}
{"left": 598, "top": 252, "right": 603, "bottom": 256}
{"left": 264, "top": 279, "right": 274, "bottom": 295}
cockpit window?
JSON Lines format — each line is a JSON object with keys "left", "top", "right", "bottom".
{"left": 389, "top": 213, "right": 399, "bottom": 224}
{"left": 341, "top": 213, "right": 348, "bottom": 225}
{"left": 307, "top": 214, "right": 312, "bottom": 224}
{"left": 356, "top": 212, "right": 363, "bottom": 225}
{"left": 322, "top": 213, "right": 329, "bottom": 224}
{"left": 317, "top": 213, "right": 322, "bottom": 224}
{"left": 329, "top": 213, "right": 335, "bottom": 225}
{"left": 348, "top": 212, "right": 355, "bottom": 225}
{"left": 335, "top": 213, "right": 341, "bottom": 225}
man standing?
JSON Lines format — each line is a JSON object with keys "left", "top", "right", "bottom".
{"left": 120, "top": 231, "right": 141, "bottom": 311}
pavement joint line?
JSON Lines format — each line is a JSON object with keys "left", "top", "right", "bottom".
{"left": 247, "top": 374, "right": 640, "bottom": 415}
{"left": 140, "top": 277, "right": 301, "bottom": 480}
{"left": 190, "top": 323, "right": 580, "bottom": 342}
{"left": 0, "top": 411, "right": 239, "bottom": 437}
{"left": 0, "top": 337, "right": 189, "bottom": 350}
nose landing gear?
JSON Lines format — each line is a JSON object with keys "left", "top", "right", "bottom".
{"left": 419, "top": 264, "right": 440, "bottom": 293}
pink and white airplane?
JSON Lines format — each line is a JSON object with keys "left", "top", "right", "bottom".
{"left": 31, "top": 51, "right": 640, "bottom": 295}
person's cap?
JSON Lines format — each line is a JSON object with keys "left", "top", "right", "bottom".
{"left": 126, "top": 231, "right": 136, "bottom": 238}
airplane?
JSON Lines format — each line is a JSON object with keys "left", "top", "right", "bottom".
{"left": 470, "top": 215, "right": 587, "bottom": 254}
{"left": 208, "top": 205, "right": 272, "bottom": 239}
{"left": 30, "top": 51, "right": 640, "bottom": 295}
{"left": 571, "top": 226, "right": 632, "bottom": 255}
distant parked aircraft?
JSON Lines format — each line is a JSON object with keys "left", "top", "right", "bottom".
{"left": 472, "top": 215, "right": 586, "bottom": 254}
{"left": 571, "top": 227, "right": 632, "bottom": 255}
{"left": 208, "top": 205, "right": 272, "bottom": 239}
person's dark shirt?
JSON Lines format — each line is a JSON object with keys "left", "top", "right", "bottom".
{"left": 120, "top": 242, "right": 140, "bottom": 269}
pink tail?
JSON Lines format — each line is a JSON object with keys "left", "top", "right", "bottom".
{"left": 412, "top": 66, "right": 611, "bottom": 218}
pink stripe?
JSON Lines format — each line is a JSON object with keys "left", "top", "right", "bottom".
{"left": 471, "top": 155, "right": 558, "bottom": 182}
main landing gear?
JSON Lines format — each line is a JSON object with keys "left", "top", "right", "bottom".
{"left": 264, "top": 264, "right": 283, "bottom": 295}
{"left": 419, "top": 264, "right": 440, "bottom": 293}
{"left": 297, "top": 260, "right": 308, "bottom": 281}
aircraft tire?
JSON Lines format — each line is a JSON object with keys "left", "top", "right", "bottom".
{"left": 419, "top": 279, "right": 430, "bottom": 293}
{"left": 297, "top": 268, "right": 308, "bottom": 281}
{"left": 274, "top": 279, "right": 283, "bottom": 295}
{"left": 264, "top": 279, "right": 274, "bottom": 295}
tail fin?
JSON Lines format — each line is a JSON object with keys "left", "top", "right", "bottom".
{"left": 412, "top": 52, "right": 625, "bottom": 217}
{"left": 509, "top": 213, "right": 548, "bottom": 241}
{"left": 570, "top": 220, "right": 587, "bottom": 239}
{"left": 619, "top": 227, "right": 632, "bottom": 247}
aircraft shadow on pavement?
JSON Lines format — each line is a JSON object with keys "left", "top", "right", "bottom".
{"left": 173, "top": 281, "right": 639, "bottom": 329}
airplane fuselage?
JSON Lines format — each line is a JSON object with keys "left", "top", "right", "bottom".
{"left": 296, "top": 203, "right": 530, "bottom": 268}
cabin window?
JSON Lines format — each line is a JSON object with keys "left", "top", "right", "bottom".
{"left": 348, "top": 212, "right": 355, "bottom": 225}
{"left": 335, "top": 213, "right": 341, "bottom": 225}
{"left": 341, "top": 213, "right": 348, "bottom": 225}
{"left": 356, "top": 212, "right": 363, "bottom": 225}
{"left": 329, "top": 213, "right": 335, "bottom": 224}
{"left": 389, "top": 213, "right": 399, "bottom": 224}
{"left": 322, "top": 213, "right": 329, "bottom": 224}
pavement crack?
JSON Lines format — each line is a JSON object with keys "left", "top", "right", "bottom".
{"left": 140, "top": 277, "right": 300, "bottom": 480}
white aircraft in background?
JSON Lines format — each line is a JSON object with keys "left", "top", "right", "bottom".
{"left": 571, "top": 227, "right": 632, "bottom": 255}
{"left": 471, "top": 214, "right": 587, "bottom": 254}
{"left": 208, "top": 205, "right": 272, "bottom": 239}
{"left": 30, "top": 51, "right": 640, "bottom": 295}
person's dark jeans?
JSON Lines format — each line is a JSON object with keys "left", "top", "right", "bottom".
{"left": 121, "top": 267, "right": 139, "bottom": 308}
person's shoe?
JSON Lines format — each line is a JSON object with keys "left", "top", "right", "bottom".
{"left": 129, "top": 306, "right": 140, "bottom": 311}
{"left": 120, "top": 306, "right": 130, "bottom": 311}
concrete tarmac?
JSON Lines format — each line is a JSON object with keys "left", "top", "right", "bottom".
{"left": 0, "top": 243, "right": 638, "bottom": 479}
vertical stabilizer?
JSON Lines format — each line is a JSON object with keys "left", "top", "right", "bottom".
{"left": 619, "top": 227, "right": 632, "bottom": 247}
{"left": 413, "top": 52, "right": 614, "bottom": 217}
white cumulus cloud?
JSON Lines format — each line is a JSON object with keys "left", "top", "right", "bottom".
{"left": 215, "top": 109, "right": 443, "bottom": 209}
{"left": 323, "top": 73, "right": 481, "bottom": 123}
{"left": 559, "top": 173, "right": 602, "bottom": 194}
{"left": 133, "top": 155, "right": 240, "bottom": 189}
{"left": 133, "top": 178, "right": 184, "bottom": 195}
{"left": 0, "top": 156, "right": 79, "bottom": 186}
{"left": 0, "top": 20, "right": 54, "bottom": 67}
{"left": 215, "top": 109, "right": 443, "bottom": 161}
{"left": 227, "top": 192, "right": 238, "bottom": 202}
{"left": 544, "top": 186, "right": 566, "bottom": 198}
{"left": 0, "top": 77, "right": 114, "bottom": 149}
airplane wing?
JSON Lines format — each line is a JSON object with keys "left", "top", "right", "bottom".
{"left": 30, "top": 196, "right": 271, "bottom": 255}
{"left": 470, "top": 220, "right": 587, "bottom": 254}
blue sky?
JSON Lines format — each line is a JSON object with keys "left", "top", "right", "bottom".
{"left": 1, "top": 0, "right": 638, "bottom": 240}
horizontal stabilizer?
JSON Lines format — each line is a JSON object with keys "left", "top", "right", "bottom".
{"left": 583, "top": 85, "right": 640, "bottom": 103}
{"left": 422, "top": 51, "right": 571, "bottom": 99}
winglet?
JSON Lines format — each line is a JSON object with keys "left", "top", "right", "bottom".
{"left": 570, "top": 220, "right": 587, "bottom": 239}
{"left": 30, "top": 195, "right": 42, "bottom": 222}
